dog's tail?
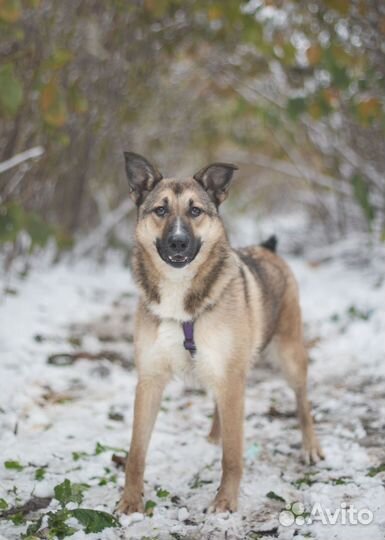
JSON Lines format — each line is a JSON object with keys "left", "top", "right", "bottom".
{"left": 260, "top": 234, "right": 278, "bottom": 253}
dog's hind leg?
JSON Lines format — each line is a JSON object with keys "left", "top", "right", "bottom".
{"left": 207, "top": 403, "right": 221, "bottom": 444}
{"left": 275, "top": 336, "right": 324, "bottom": 464}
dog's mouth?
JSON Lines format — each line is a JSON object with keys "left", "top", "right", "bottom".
{"left": 167, "top": 254, "right": 190, "bottom": 267}
{"left": 156, "top": 240, "right": 201, "bottom": 268}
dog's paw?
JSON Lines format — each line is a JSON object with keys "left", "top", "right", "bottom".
{"left": 115, "top": 493, "right": 144, "bottom": 515}
{"left": 208, "top": 491, "right": 238, "bottom": 513}
{"left": 303, "top": 438, "right": 325, "bottom": 465}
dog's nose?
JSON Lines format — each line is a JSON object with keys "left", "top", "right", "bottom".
{"left": 168, "top": 233, "right": 190, "bottom": 253}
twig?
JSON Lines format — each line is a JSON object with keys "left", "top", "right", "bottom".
{"left": 241, "top": 154, "right": 354, "bottom": 197}
{"left": 0, "top": 496, "right": 51, "bottom": 519}
{"left": 111, "top": 454, "right": 126, "bottom": 469}
{"left": 47, "top": 350, "right": 134, "bottom": 370}
{"left": 0, "top": 146, "right": 44, "bottom": 175}
{"left": 304, "top": 120, "right": 385, "bottom": 194}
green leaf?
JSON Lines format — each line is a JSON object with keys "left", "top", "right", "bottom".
{"left": 293, "top": 472, "right": 317, "bottom": 488}
{"left": 332, "top": 476, "right": 351, "bottom": 485}
{"left": 347, "top": 305, "right": 373, "bottom": 321}
{"left": 286, "top": 97, "right": 307, "bottom": 119}
{"left": 95, "top": 441, "right": 107, "bottom": 455}
{"left": 352, "top": 174, "right": 375, "bottom": 224}
{"left": 22, "top": 515, "right": 43, "bottom": 538}
{"left": 0, "top": 203, "right": 24, "bottom": 243}
{"left": 4, "top": 459, "right": 24, "bottom": 471}
{"left": 24, "top": 212, "right": 53, "bottom": 248}
{"left": 0, "top": 63, "right": 23, "bottom": 116}
{"left": 0, "top": 203, "right": 58, "bottom": 250}
{"left": 47, "top": 509, "right": 76, "bottom": 539}
{"left": 156, "top": 488, "right": 170, "bottom": 499}
{"left": 53, "top": 479, "right": 89, "bottom": 507}
{"left": 72, "top": 451, "right": 88, "bottom": 461}
{"left": 23, "top": 510, "right": 75, "bottom": 539}
{"left": 70, "top": 508, "right": 119, "bottom": 533}
{"left": 281, "top": 42, "right": 296, "bottom": 65}
{"left": 98, "top": 473, "right": 117, "bottom": 486}
{"left": 0, "top": 498, "right": 8, "bottom": 509}
{"left": 266, "top": 491, "right": 286, "bottom": 503}
{"left": 323, "top": 48, "right": 351, "bottom": 90}
{"left": 10, "top": 511, "right": 24, "bottom": 524}
{"left": 189, "top": 473, "right": 213, "bottom": 489}
{"left": 48, "top": 48, "right": 73, "bottom": 70}
{"left": 367, "top": 462, "right": 385, "bottom": 477}
{"left": 94, "top": 441, "right": 127, "bottom": 455}
{"left": 330, "top": 64, "right": 350, "bottom": 89}
{"left": 144, "top": 499, "right": 156, "bottom": 516}
{"left": 34, "top": 467, "right": 46, "bottom": 481}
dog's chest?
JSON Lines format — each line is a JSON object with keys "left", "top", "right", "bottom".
{"left": 150, "top": 277, "right": 191, "bottom": 321}
{"left": 149, "top": 319, "right": 229, "bottom": 384}
{"left": 154, "top": 319, "right": 191, "bottom": 374}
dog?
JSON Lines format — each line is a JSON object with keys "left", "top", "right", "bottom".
{"left": 117, "top": 152, "right": 324, "bottom": 514}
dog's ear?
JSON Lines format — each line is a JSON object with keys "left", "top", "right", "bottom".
{"left": 193, "top": 162, "right": 238, "bottom": 206}
{"left": 124, "top": 152, "right": 163, "bottom": 205}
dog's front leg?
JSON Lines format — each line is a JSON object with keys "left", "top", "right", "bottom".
{"left": 209, "top": 372, "right": 245, "bottom": 513}
{"left": 117, "top": 374, "right": 168, "bottom": 514}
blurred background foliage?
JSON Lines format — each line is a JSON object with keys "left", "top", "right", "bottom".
{"left": 0, "top": 0, "right": 384, "bottom": 264}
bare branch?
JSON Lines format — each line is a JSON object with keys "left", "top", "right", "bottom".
{"left": 303, "top": 120, "right": 385, "bottom": 194}
{"left": 0, "top": 146, "right": 44, "bottom": 175}
{"left": 240, "top": 153, "right": 350, "bottom": 195}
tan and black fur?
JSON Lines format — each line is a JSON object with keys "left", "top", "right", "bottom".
{"left": 117, "top": 153, "right": 324, "bottom": 514}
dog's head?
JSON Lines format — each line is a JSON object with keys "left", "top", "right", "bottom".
{"left": 124, "top": 152, "right": 237, "bottom": 269}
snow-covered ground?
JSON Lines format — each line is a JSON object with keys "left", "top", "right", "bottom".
{"left": 0, "top": 226, "right": 384, "bottom": 539}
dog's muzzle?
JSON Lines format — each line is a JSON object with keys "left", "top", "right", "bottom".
{"left": 156, "top": 218, "right": 201, "bottom": 268}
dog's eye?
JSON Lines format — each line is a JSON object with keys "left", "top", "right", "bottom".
{"left": 190, "top": 206, "right": 202, "bottom": 218}
{"left": 154, "top": 206, "right": 167, "bottom": 217}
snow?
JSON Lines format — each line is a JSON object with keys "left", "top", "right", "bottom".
{"left": 0, "top": 227, "right": 384, "bottom": 539}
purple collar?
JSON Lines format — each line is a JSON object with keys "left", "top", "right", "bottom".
{"left": 182, "top": 321, "right": 196, "bottom": 356}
